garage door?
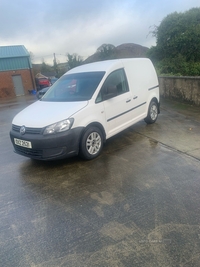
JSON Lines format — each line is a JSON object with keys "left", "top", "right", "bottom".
{"left": 12, "top": 75, "right": 24, "bottom": 96}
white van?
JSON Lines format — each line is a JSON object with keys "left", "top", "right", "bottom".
{"left": 10, "top": 58, "right": 160, "bottom": 160}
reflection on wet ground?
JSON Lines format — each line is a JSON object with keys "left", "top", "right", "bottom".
{"left": 0, "top": 96, "right": 200, "bottom": 266}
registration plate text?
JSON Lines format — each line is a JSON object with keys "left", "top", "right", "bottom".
{"left": 14, "top": 138, "right": 32, "bottom": 149}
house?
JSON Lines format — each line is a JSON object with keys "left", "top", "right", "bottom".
{"left": 0, "top": 45, "right": 36, "bottom": 98}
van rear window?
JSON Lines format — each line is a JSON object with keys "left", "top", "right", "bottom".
{"left": 41, "top": 71, "right": 105, "bottom": 102}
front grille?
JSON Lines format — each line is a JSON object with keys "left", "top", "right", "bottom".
{"left": 14, "top": 145, "right": 43, "bottom": 158}
{"left": 12, "top": 124, "right": 43, "bottom": 134}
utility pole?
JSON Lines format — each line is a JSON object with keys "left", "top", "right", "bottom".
{"left": 53, "top": 53, "right": 58, "bottom": 77}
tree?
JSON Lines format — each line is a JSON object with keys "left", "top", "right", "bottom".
{"left": 148, "top": 8, "right": 200, "bottom": 75}
{"left": 40, "top": 61, "right": 53, "bottom": 74}
{"left": 66, "top": 53, "right": 83, "bottom": 70}
{"left": 53, "top": 53, "right": 58, "bottom": 77}
{"left": 96, "top": 44, "right": 115, "bottom": 60}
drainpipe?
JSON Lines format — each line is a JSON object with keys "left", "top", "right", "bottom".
{"left": 27, "top": 56, "right": 36, "bottom": 90}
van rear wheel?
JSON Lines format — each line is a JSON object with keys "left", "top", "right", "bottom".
{"left": 145, "top": 100, "right": 158, "bottom": 124}
{"left": 79, "top": 126, "right": 103, "bottom": 160}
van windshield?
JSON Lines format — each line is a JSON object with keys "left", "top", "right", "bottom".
{"left": 41, "top": 71, "right": 105, "bottom": 102}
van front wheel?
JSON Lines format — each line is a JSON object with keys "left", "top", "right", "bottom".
{"left": 79, "top": 126, "right": 103, "bottom": 160}
{"left": 144, "top": 100, "right": 158, "bottom": 124}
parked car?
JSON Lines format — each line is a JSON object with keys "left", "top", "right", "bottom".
{"left": 50, "top": 77, "right": 58, "bottom": 85}
{"left": 35, "top": 77, "right": 51, "bottom": 90}
{"left": 36, "top": 78, "right": 58, "bottom": 99}
{"left": 10, "top": 58, "right": 160, "bottom": 161}
{"left": 36, "top": 87, "right": 50, "bottom": 99}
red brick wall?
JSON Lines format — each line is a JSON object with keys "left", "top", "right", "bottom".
{"left": 0, "top": 69, "right": 36, "bottom": 99}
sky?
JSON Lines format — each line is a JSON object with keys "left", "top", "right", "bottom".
{"left": 0, "top": 0, "right": 199, "bottom": 65}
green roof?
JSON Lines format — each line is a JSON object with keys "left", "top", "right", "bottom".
{"left": 0, "top": 45, "right": 32, "bottom": 71}
{"left": 0, "top": 45, "right": 30, "bottom": 59}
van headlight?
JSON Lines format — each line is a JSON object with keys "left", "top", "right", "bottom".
{"left": 43, "top": 118, "right": 74, "bottom": 135}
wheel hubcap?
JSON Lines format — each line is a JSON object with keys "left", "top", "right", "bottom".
{"left": 150, "top": 104, "right": 158, "bottom": 120}
{"left": 86, "top": 132, "right": 101, "bottom": 155}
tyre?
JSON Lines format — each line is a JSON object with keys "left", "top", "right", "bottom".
{"left": 79, "top": 126, "right": 103, "bottom": 160}
{"left": 144, "top": 100, "right": 158, "bottom": 124}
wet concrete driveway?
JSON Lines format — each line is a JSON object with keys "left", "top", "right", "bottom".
{"left": 1, "top": 96, "right": 200, "bottom": 267}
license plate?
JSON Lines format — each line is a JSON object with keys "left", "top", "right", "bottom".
{"left": 14, "top": 138, "right": 32, "bottom": 149}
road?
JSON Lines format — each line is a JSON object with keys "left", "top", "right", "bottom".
{"left": 0, "top": 95, "right": 200, "bottom": 267}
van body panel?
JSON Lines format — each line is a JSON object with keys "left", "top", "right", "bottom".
{"left": 10, "top": 126, "right": 84, "bottom": 160}
{"left": 66, "top": 60, "right": 123, "bottom": 75}
{"left": 10, "top": 58, "right": 160, "bottom": 160}
{"left": 72, "top": 101, "right": 106, "bottom": 131}
{"left": 102, "top": 91, "right": 133, "bottom": 137}
{"left": 124, "top": 59, "right": 159, "bottom": 117}
{"left": 12, "top": 100, "right": 88, "bottom": 128}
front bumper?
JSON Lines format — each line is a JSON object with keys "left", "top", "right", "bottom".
{"left": 10, "top": 126, "right": 84, "bottom": 160}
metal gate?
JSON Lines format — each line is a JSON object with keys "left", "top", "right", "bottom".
{"left": 12, "top": 75, "right": 24, "bottom": 96}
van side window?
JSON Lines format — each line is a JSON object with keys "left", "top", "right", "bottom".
{"left": 96, "top": 69, "right": 129, "bottom": 103}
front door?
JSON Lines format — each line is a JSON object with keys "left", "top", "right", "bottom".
{"left": 12, "top": 75, "right": 24, "bottom": 96}
{"left": 96, "top": 68, "right": 133, "bottom": 138}
{"left": 103, "top": 91, "right": 133, "bottom": 138}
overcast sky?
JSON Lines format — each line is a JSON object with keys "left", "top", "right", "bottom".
{"left": 0, "top": 0, "right": 199, "bottom": 64}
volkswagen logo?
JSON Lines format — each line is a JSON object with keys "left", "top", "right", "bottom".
{"left": 20, "top": 126, "right": 26, "bottom": 135}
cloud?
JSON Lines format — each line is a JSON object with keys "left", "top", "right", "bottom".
{"left": 0, "top": 0, "right": 200, "bottom": 64}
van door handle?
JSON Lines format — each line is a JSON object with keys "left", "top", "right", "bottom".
{"left": 126, "top": 99, "right": 131, "bottom": 103}
{"left": 133, "top": 96, "right": 138, "bottom": 99}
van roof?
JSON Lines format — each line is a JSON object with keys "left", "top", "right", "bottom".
{"left": 66, "top": 58, "right": 150, "bottom": 74}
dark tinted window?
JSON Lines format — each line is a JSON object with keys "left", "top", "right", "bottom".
{"left": 96, "top": 69, "right": 129, "bottom": 103}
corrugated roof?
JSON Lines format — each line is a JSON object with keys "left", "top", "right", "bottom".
{"left": 0, "top": 57, "right": 31, "bottom": 71}
{"left": 0, "top": 45, "right": 30, "bottom": 59}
